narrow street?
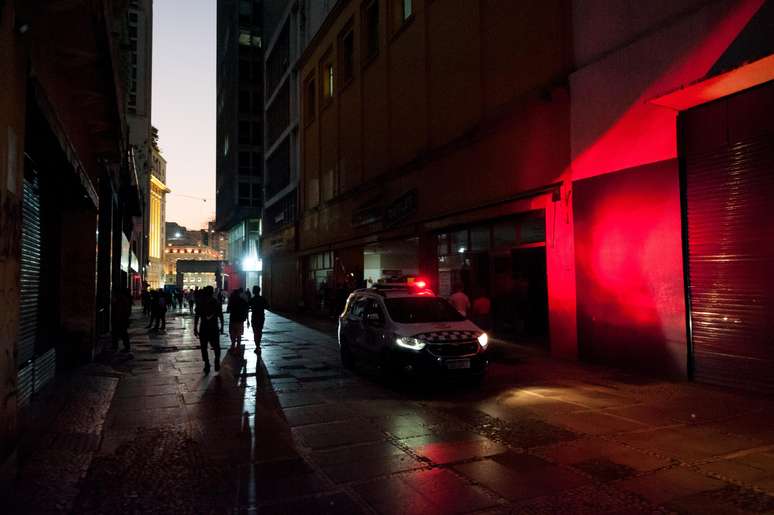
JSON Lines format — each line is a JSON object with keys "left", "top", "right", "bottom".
{"left": 7, "top": 308, "right": 774, "bottom": 514}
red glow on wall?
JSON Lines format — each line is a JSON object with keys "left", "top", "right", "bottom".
{"left": 574, "top": 161, "right": 687, "bottom": 376}
{"left": 572, "top": 0, "right": 765, "bottom": 180}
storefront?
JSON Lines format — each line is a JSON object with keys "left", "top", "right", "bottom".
{"left": 363, "top": 238, "right": 418, "bottom": 286}
{"left": 434, "top": 211, "right": 548, "bottom": 340}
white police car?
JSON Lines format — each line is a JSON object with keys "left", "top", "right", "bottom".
{"left": 337, "top": 279, "right": 489, "bottom": 379}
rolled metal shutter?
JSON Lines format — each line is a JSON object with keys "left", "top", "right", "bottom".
{"left": 684, "top": 82, "right": 774, "bottom": 393}
{"left": 17, "top": 177, "right": 42, "bottom": 406}
{"left": 18, "top": 177, "right": 41, "bottom": 367}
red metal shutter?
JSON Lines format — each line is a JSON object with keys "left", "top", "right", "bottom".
{"left": 683, "top": 82, "right": 774, "bottom": 393}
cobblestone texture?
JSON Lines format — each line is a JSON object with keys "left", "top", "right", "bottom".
{"left": 7, "top": 306, "right": 774, "bottom": 514}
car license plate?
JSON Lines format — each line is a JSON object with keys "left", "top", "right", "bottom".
{"left": 446, "top": 359, "right": 470, "bottom": 370}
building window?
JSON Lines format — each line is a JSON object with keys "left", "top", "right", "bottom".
{"left": 362, "top": 0, "right": 379, "bottom": 61}
{"left": 239, "top": 121, "right": 250, "bottom": 144}
{"left": 339, "top": 26, "right": 354, "bottom": 85}
{"left": 324, "top": 62, "right": 334, "bottom": 99}
{"left": 304, "top": 75, "right": 316, "bottom": 123}
{"left": 400, "top": 0, "right": 412, "bottom": 21}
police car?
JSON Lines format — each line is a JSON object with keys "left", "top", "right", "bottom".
{"left": 337, "top": 278, "right": 489, "bottom": 379}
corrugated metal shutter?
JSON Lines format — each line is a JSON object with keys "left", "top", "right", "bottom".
{"left": 18, "top": 177, "right": 41, "bottom": 368}
{"left": 683, "top": 82, "right": 774, "bottom": 393}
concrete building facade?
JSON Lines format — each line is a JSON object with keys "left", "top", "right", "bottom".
{"left": 0, "top": 0, "right": 144, "bottom": 467}
{"left": 261, "top": 0, "right": 337, "bottom": 310}
{"left": 216, "top": 0, "right": 265, "bottom": 290}
{"left": 146, "top": 137, "right": 170, "bottom": 289}
{"left": 126, "top": 0, "right": 154, "bottom": 292}
{"left": 295, "top": 0, "right": 773, "bottom": 390}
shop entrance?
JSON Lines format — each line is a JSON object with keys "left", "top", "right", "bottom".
{"left": 436, "top": 211, "right": 548, "bottom": 343}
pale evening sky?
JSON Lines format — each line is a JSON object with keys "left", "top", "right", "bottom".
{"left": 152, "top": 0, "right": 216, "bottom": 230}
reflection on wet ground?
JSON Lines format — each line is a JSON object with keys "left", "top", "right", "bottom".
{"left": 9, "top": 307, "right": 774, "bottom": 514}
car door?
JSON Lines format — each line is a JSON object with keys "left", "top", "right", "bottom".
{"left": 362, "top": 298, "right": 387, "bottom": 356}
{"left": 344, "top": 296, "right": 368, "bottom": 354}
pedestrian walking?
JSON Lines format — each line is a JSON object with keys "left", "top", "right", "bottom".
{"left": 248, "top": 285, "right": 268, "bottom": 354}
{"left": 146, "top": 289, "right": 158, "bottom": 329}
{"left": 141, "top": 287, "right": 151, "bottom": 317}
{"left": 175, "top": 289, "right": 184, "bottom": 312}
{"left": 188, "top": 287, "right": 197, "bottom": 315}
{"left": 471, "top": 289, "right": 492, "bottom": 330}
{"left": 227, "top": 288, "right": 249, "bottom": 351}
{"left": 111, "top": 287, "right": 133, "bottom": 352}
{"left": 152, "top": 289, "right": 168, "bottom": 332}
{"left": 448, "top": 283, "right": 471, "bottom": 317}
{"left": 194, "top": 285, "right": 224, "bottom": 374}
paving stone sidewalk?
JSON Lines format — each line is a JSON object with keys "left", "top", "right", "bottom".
{"left": 6, "top": 306, "right": 774, "bottom": 514}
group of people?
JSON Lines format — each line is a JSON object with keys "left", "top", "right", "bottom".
{"left": 194, "top": 285, "right": 268, "bottom": 374}
{"left": 448, "top": 283, "right": 492, "bottom": 330}
{"left": 110, "top": 283, "right": 268, "bottom": 375}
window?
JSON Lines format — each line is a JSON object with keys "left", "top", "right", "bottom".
{"left": 239, "top": 60, "right": 250, "bottom": 80}
{"left": 239, "top": 90, "right": 250, "bottom": 110}
{"left": 324, "top": 63, "right": 334, "bottom": 99}
{"left": 239, "top": 151, "right": 250, "bottom": 173}
{"left": 339, "top": 27, "right": 354, "bottom": 84}
{"left": 392, "top": 0, "right": 412, "bottom": 31}
{"left": 239, "top": 121, "right": 250, "bottom": 144}
{"left": 385, "top": 298, "right": 465, "bottom": 324}
{"left": 362, "top": 0, "right": 379, "bottom": 60}
{"left": 239, "top": 182, "right": 250, "bottom": 199}
{"left": 304, "top": 75, "right": 316, "bottom": 122}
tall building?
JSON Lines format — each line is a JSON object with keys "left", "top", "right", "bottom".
{"left": 261, "top": 0, "right": 336, "bottom": 310}
{"left": 146, "top": 129, "right": 170, "bottom": 289}
{"left": 126, "top": 0, "right": 154, "bottom": 294}
{"left": 216, "top": 0, "right": 265, "bottom": 290}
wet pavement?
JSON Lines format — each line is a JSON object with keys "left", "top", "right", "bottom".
{"left": 6, "top": 307, "right": 774, "bottom": 514}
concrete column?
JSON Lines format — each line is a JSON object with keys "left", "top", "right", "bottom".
{"left": 418, "top": 232, "right": 439, "bottom": 292}
{"left": 96, "top": 181, "right": 113, "bottom": 334}
{"left": 59, "top": 203, "right": 98, "bottom": 364}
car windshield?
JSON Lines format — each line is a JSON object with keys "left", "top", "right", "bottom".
{"left": 384, "top": 297, "right": 466, "bottom": 324}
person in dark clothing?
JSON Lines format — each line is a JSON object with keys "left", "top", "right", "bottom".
{"left": 248, "top": 285, "right": 268, "bottom": 354}
{"left": 227, "top": 288, "right": 249, "bottom": 351}
{"left": 194, "top": 285, "right": 224, "bottom": 374}
{"left": 188, "top": 288, "right": 196, "bottom": 315}
{"left": 111, "top": 287, "right": 133, "bottom": 352}
{"left": 146, "top": 289, "right": 159, "bottom": 329}
{"left": 152, "top": 289, "right": 168, "bottom": 331}
{"left": 141, "top": 288, "right": 151, "bottom": 317}
{"left": 175, "top": 290, "right": 184, "bottom": 312}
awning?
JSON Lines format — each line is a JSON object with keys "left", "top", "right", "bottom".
{"left": 650, "top": 54, "right": 774, "bottom": 111}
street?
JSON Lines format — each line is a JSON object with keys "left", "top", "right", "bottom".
{"left": 7, "top": 308, "right": 774, "bottom": 514}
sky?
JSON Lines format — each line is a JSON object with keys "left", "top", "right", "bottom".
{"left": 152, "top": 0, "right": 216, "bottom": 230}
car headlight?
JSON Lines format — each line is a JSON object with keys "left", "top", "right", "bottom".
{"left": 395, "top": 336, "right": 426, "bottom": 351}
{"left": 477, "top": 332, "right": 488, "bottom": 350}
